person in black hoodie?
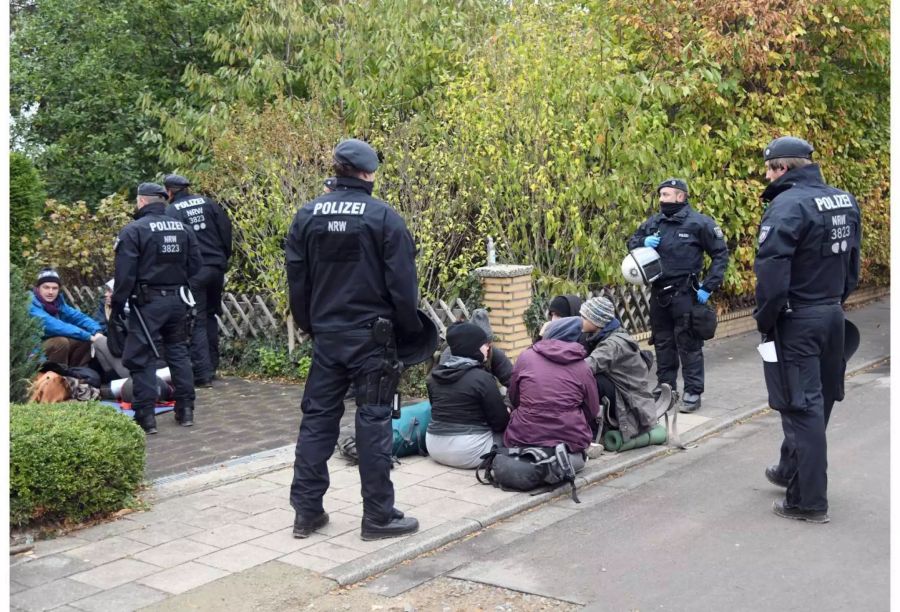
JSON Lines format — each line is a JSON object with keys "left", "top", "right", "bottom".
{"left": 426, "top": 322, "right": 509, "bottom": 469}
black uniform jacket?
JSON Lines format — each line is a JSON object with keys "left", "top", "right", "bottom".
{"left": 627, "top": 204, "right": 729, "bottom": 291}
{"left": 165, "top": 192, "right": 233, "bottom": 270}
{"left": 753, "top": 164, "right": 861, "bottom": 334}
{"left": 284, "top": 178, "right": 422, "bottom": 336}
{"left": 112, "top": 202, "right": 203, "bottom": 311}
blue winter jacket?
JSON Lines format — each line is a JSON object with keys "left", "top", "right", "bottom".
{"left": 29, "top": 292, "right": 102, "bottom": 341}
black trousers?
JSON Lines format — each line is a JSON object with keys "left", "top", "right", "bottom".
{"left": 188, "top": 265, "right": 225, "bottom": 379}
{"left": 763, "top": 304, "right": 844, "bottom": 512}
{"left": 290, "top": 329, "right": 397, "bottom": 523}
{"left": 121, "top": 293, "right": 195, "bottom": 416}
{"left": 592, "top": 373, "right": 618, "bottom": 439}
{"left": 649, "top": 282, "right": 704, "bottom": 395}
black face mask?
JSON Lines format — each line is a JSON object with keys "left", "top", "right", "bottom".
{"left": 660, "top": 201, "right": 687, "bottom": 217}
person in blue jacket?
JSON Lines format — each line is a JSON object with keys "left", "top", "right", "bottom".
{"left": 29, "top": 268, "right": 103, "bottom": 368}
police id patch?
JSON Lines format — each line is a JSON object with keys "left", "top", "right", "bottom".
{"left": 758, "top": 225, "right": 771, "bottom": 244}
{"left": 713, "top": 226, "right": 724, "bottom": 239}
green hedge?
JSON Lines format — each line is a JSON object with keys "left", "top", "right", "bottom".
{"left": 10, "top": 402, "right": 146, "bottom": 527}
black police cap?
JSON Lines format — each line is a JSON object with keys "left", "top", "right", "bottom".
{"left": 763, "top": 136, "right": 814, "bottom": 161}
{"left": 164, "top": 174, "right": 191, "bottom": 188}
{"left": 137, "top": 182, "right": 168, "bottom": 198}
{"left": 333, "top": 138, "right": 380, "bottom": 173}
{"left": 657, "top": 178, "right": 689, "bottom": 195}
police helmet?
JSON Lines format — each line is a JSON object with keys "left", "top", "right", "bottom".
{"left": 763, "top": 136, "right": 814, "bottom": 161}
{"left": 137, "top": 182, "right": 168, "bottom": 198}
{"left": 164, "top": 174, "right": 191, "bottom": 189}
{"left": 397, "top": 310, "right": 440, "bottom": 367}
{"left": 844, "top": 319, "right": 860, "bottom": 362}
{"left": 621, "top": 247, "right": 664, "bottom": 286}
{"left": 657, "top": 178, "right": 689, "bottom": 195}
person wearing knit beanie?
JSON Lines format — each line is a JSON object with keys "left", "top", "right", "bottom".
{"left": 548, "top": 294, "right": 584, "bottom": 320}
{"left": 35, "top": 267, "right": 62, "bottom": 288}
{"left": 580, "top": 297, "right": 616, "bottom": 332}
{"left": 446, "top": 322, "right": 489, "bottom": 362}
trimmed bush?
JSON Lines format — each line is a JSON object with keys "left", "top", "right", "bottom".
{"left": 9, "top": 152, "right": 46, "bottom": 269}
{"left": 10, "top": 265, "right": 42, "bottom": 404}
{"left": 10, "top": 402, "right": 146, "bottom": 527}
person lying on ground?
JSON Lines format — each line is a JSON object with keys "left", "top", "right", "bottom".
{"left": 504, "top": 317, "right": 599, "bottom": 460}
{"left": 438, "top": 308, "right": 513, "bottom": 388}
{"left": 29, "top": 268, "right": 103, "bottom": 369}
{"left": 580, "top": 296, "right": 657, "bottom": 443}
{"left": 426, "top": 322, "right": 510, "bottom": 469}
{"left": 90, "top": 279, "right": 130, "bottom": 381}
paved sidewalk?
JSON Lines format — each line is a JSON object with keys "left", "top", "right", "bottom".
{"left": 9, "top": 297, "right": 889, "bottom": 611}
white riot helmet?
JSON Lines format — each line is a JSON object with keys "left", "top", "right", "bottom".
{"left": 621, "top": 247, "right": 663, "bottom": 286}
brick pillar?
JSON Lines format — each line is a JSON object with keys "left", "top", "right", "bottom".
{"left": 474, "top": 264, "right": 534, "bottom": 362}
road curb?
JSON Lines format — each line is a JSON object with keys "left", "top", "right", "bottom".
{"left": 322, "top": 354, "right": 889, "bottom": 586}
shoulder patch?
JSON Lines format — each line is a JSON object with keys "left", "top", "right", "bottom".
{"left": 758, "top": 225, "right": 771, "bottom": 244}
{"left": 713, "top": 226, "right": 724, "bottom": 239}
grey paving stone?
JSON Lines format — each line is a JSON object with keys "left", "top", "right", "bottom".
{"left": 69, "top": 558, "right": 162, "bottom": 590}
{"left": 132, "top": 539, "right": 220, "bottom": 568}
{"left": 364, "top": 554, "right": 465, "bottom": 597}
{"left": 257, "top": 467, "right": 295, "bottom": 486}
{"left": 63, "top": 536, "right": 150, "bottom": 565}
{"left": 10, "top": 554, "right": 96, "bottom": 588}
{"left": 10, "top": 579, "right": 29, "bottom": 594}
{"left": 499, "top": 506, "right": 580, "bottom": 534}
{"left": 72, "top": 519, "right": 143, "bottom": 542}
{"left": 68, "top": 582, "right": 168, "bottom": 612}
{"left": 123, "top": 521, "right": 204, "bottom": 546}
{"left": 237, "top": 508, "right": 295, "bottom": 533}
{"left": 181, "top": 505, "right": 251, "bottom": 529}
{"left": 277, "top": 551, "right": 340, "bottom": 573}
{"left": 195, "top": 542, "right": 282, "bottom": 573}
{"left": 10, "top": 578, "right": 100, "bottom": 611}
{"left": 219, "top": 492, "right": 284, "bottom": 514}
{"left": 187, "top": 523, "right": 268, "bottom": 548}
{"left": 312, "top": 511, "right": 359, "bottom": 537}
{"left": 249, "top": 527, "right": 329, "bottom": 554}
{"left": 28, "top": 535, "right": 92, "bottom": 558}
{"left": 301, "top": 541, "right": 366, "bottom": 564}
{"left": 136, "top": 561, "right": 230, "bottom": 595}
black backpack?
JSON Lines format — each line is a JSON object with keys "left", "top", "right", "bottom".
{"left": 476, "top": 444, "right": 582, "bottom": 503}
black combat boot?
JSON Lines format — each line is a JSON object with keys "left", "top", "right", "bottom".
{"left": 293, "top": 512, "right": 329, "bottom": 538}
{"left": 174, "top": 401, "right": 194, "bottom": 427}
{"left": 360, "top": 514, "right": 419, "bottom": 541}
{"left": 135, "top": 408, "right": 158, "bottom": 434}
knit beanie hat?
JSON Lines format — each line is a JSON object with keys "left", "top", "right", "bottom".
{"left": 446, "top": 322, "right": 489, "bottom": 362}
{"left": 35, "top": 267, "right": 62, "bottom": 287}
{"left": 580, "top": 297, "right": 616, "bottom": 329}
{"left": 542, "top": 316, "right": 583, "bottom": 342}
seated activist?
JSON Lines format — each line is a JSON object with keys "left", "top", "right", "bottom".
{"left": 580, "top": 296, "right": 657, "bottom": 443}
{"left": 29, "top": 268, "right": 104, "bottom": 369}
{"left": 504, "top": 317, "right": 599, "bottom": 466}
{"left": 438, "top": 308, "right": 513, "bottom": 388}
{"left": 533, "top": 294, "right": 584, "bottom": 342}
{"left": 91, "top": 279, "right": 130, "bottom": 380}
{"left": 426, "top": 322, "right": 509, "bottom": 469}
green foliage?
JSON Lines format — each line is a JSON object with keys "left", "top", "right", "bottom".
{"left": 9, "top": 153, "right": 46, "bottom": 268}
{"left": 219, "top": 334, "right": 313, "bottom": 381}
{"left": 10, "top": 0, "right": 245, "bottom": 203}
{"left": 23, "top": 194, "right": 133, "bottom": 287}
{"left": 10, "top": 402, "right": 146, "bottom": 527}
{"left": 9, "top": 266, "right": 43, "bottom": 404}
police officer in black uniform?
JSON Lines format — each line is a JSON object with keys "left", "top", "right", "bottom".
{"left": 627, "top": 179, "right": 729, "bottom": 412}
{"left": 285, "top": 139, "right": 422, "bottom": 540}
{"left": 164, "top": 174, "right": 233, "bottom": 386}
{"left": 754, "top": 136, "right": 861, "bottom": 523}
{"left": 112, "top": 183, "right": 203, "bottom": 433}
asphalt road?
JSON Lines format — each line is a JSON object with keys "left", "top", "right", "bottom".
{"left": 448, "top": 363, "right": 890, "bottom": 611}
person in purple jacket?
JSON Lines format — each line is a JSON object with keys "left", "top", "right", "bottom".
{"left": 28, "top": 267, "right": 103, "bottom": 368}
{"left": 504, "top": 316, "right": 600, "bottom": 454}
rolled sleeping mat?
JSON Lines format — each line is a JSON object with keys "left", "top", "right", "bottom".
{"left": 105, "top": 367, "right": 172, "bottom": 399}
{"left": 603, "top": 424, "right": 668, "bottom": 452}
{"left": 102, "top": 375, "right": 173, "bottom": 402}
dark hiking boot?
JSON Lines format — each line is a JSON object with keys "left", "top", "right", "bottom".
{"left": 361, "top": 515, "right": 419, "bottom": 541}
{"left": 772, "top": 499, "right": 829, "bottom": 524}
{"left": 135, "top": 410, "right": 158, "bottom": 435}
{"left": 765, "top": 464, "right": 789, "bottom": 488}
{"left": 293, "top": 512, "right": 329, "bottom": 538}
{"left": 680, "top": 392, "right": 701, "bottom": 413}
{"left": 174, "top": 401, "right": 194, "bottom": 427}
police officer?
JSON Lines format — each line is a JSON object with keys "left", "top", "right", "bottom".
{"left": 112, "top": 183, "right": 203, "bottom": 433}
{"left": 627, "top": 179, "right": 729, "bottom": 412}
{"left": 285, "top": 139, "right": 422, "bottom": 540}
{"left": 164, "top": 174, "right": 233, "bottom": 386}
{"left": 754, "top": 136, "right": 861, "bottom": 523}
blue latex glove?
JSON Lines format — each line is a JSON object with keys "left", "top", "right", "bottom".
{"left": 644, "top": 235, "right": 661, "bottom": 248}
{"left": 697, "top": 288, "right": 711, "bottom": 304}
